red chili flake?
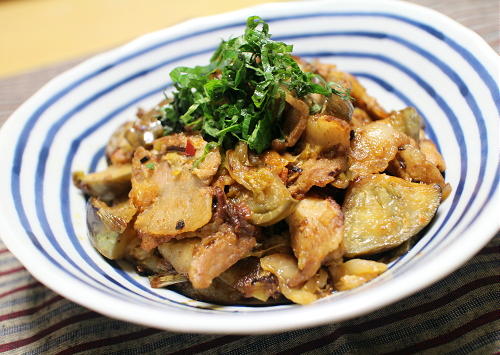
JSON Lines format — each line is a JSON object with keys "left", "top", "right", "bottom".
{"left": 185, "top": 139, "right": 196, "bottom": 156}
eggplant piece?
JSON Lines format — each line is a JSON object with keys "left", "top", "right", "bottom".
{"left": 86, "top": 198, "right": 136, "bottom": 260}
{"left": 271, "top": 93, "right": 309, "bottom": 151}
{"left": 343, "top": 174, "right": 441, "bottom": 257}
{"left": 73, "top": 164, "right": 132, "bottom": 203}
{"left": 149, "top": 274, "right": 188, "bottom": 288}
{"left": 322, "top": 93, "right": 354, "bottom": 121}
{"left": 169, "top": 277, "right": 287, "bottom": 306}
{"left": 227, "top": 142, "right": 297, "bottom": 226}
{"left": 383, "top": 107, "right": 421, "bottom": 143}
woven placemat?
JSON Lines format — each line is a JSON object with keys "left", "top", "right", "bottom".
{"left": 0, "top": 1, "right": 498, "bottom": 353}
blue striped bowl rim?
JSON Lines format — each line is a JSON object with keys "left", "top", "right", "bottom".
{"left": 0, "top": 0, "right": 498, "bottom": 333}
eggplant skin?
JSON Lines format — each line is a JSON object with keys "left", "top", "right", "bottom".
{"left": 73, "top": 164, "right": 132, "bottom": 203}
{"left": 343, "top": 174, "right": 441, "bottom": 257}
{"left": 86, "top": 199, "right": 136, "bottom": 260}
{"left": 169, "top": 278, "right": 287, "bottom": 306}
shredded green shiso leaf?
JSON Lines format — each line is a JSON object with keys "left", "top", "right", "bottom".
{"left": 158, "top": 16, "right": 350, "bottom": 156}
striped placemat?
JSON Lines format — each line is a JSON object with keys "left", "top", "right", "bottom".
{"left": 0, "top": 1, "right": 498, "bottom": 353}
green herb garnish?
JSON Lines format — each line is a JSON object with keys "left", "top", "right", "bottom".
{"left": 145, "top": 162, "right": 155, "bottom": 170}
{"left": 159, "top": 16, "right": 350, "bottom": 155}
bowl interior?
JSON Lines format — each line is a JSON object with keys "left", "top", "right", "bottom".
{"left": 0, "top": 0, "right": 498, "bottom": 333}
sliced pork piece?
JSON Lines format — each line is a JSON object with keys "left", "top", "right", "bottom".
{"left": 260, "top": 253, "right": 330, "bottom": 305}
{"left": 219, "top": 257, "right": 279, "bottom": 302}
{"left": 158, "top": 225, "right": 256, "bottom": 289}
{"left": 287, "top": 157, "right": 346, "bottom": 199}
{"left": 286, "top": 197, "right": 344, "bottom": 287}
{"left": 158, "top": 189, "right": 259, "bottom": 289}
{"left": 419, "top": 139, "right": 446, "bottom": 172}
{"left": 287, "top": 114, "right": 350, "bottom": 198}
{"left": 157, "top": 238, "right": 199, "bottom": 275}
{"left": 388, "top": 144, "right": 451, "bottom": 200}
{"left": 348, "top": 121, "right": 410, "bottom": 180}
{"left": 131, "top": 152, "right": 212, "bottom": 243}
{"left": 189, "top": 224, "right": 256, "bottom": 289}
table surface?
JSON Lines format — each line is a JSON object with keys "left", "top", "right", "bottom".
{"left": 0, "top": 0, "right": 499, "bottom": 353}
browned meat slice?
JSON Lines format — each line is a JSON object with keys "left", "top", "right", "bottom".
{"left": 348, "top": 121, "right": 410, "bottom": 180}
{"left": 260, "top": 253, "right": 331, "bottom": 305}
{"left": 388, "top": 144, "right": 451, "bottom": 200}
{"left": 287, "top": 157, "right": 346, "bottom": 199}
{"left": 131, "top": 154, "right": 212, "bottom": 245}
{"left": 159, "top": 224, "right": 256, "bottom": 289}
{"left": 189, "top": 224, "right": 256, "bottom": 289}
{"left": 157, "top": 238, "right": 199, "bottom": 274}
{"left": 286, "top": 197, "right": 344, "bottom": 287}
{"left": 219, "top": 257, "right": 279, "bottom": 302}
{"left": 419, "top": 139, "right": 446, "bottom": 172}
{"left": 106, "top": 104, "right": 165, "bottom": 165}
{"left": 271, "top": 93, "right": 309, "bottom": 151}
{"left": 286, "top": 115, "right": 350, "bottom": 198}
{"left": 73, "top": 164, "right": 132, "bottom": 203}
{"left": 158, "top": 188, "right": 259, "bottom": 289}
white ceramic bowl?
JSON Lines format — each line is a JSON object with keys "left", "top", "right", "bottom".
{"left": 0, "top": 0, "right": 498, "bottom": 334}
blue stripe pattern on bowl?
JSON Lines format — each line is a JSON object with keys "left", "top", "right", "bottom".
{"left": 1, "top": 2, "right": 498, "bottom": 332}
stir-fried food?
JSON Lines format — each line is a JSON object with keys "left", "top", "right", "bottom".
{"left": 73, "top": 17, "right": 450, "bottom": 305}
